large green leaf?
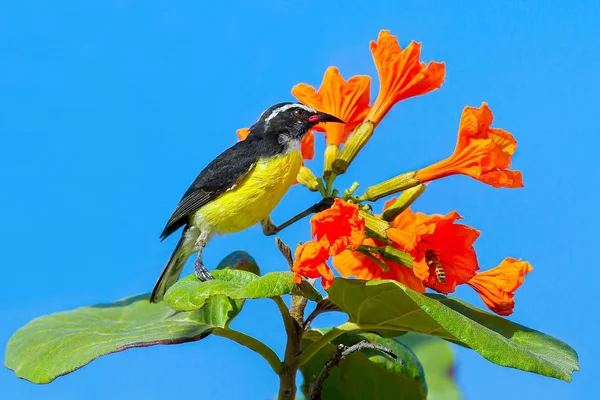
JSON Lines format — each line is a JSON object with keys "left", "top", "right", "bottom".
{"left": 397, "top": 334, "right": 460, "bottom": 400}
{"left": 5, "top": 294, "right": 241, "bottom": 384}
{"left": 328, "top": 279, "right": 579, "bottom": 382}
{"left": 300, "top": 330, "right": 427, "bottom": 400}
{"left": 165, "top": 270, "right": 322, "bottom": 311}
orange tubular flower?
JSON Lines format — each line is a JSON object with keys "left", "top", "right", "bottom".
{"left": 414, "top": 103, "right": 524, "bottom": 188}
{"left": 385, "top": 205, "right": 481, "bottom": 294}
{"left": 333, "top": 238, "right": 426, "bottom": 293}
{"left": 330, "top": 201, "right": 480, "bottom": 295}
{"left": 292, "top": 241, "right": 334, "bottom": 289}
{"left": 467, "top": 258, "right": 533, "bottom": 316}
{"left": 236, "top": 127, "right": 315, "bottom": 160}
{"left": 292, "top": 67, "right": 371, "bottom": 146}
{"left": 311, "top": 198, "right": 365, "bottom": 256}
{"left": 366, "top": 30, "right": 445, "bottom": 125}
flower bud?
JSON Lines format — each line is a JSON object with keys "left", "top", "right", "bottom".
{"left": 323, "top": 144, "right": 340, "bottom": 180}
{"left": 361, "top": 171, "right": 421, "bottom": 202}
{"left": 358, "top": 244, "right": 413, "bottom": 269}
{"left": 332, "top": 121, "right": 375, "bottom": 175}
{"left": 382, "top": 184, "right": 426, "bottom": 221}
{"left": 359, "top": 210, "right": 391, "bottom": 240}
{"left": 296, "top": 166, "right": 320, "bottom": 191}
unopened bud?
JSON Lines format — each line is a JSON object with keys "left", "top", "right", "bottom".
{"left": 359, "top": 210, "right": 391, "bottom": 240}
{"left": 323, "top": 144, "right": 340, "bottom": 180}
{"left": 379, "top": 246, "right": 414, "bottom": 268}
{"left": 382, "top": 184, "right": 426, "bottom": 221}
{"left": 362, "top": 172, "right": 421, "bottom": 202}
{"left": 332, "top": 121, "right": 375, "bottom": 175}
{"left": 296, "top": 166, "right": 319, "bottom": 192}
{"left": 358, "top": 245, "right": 413, "bottom": 269}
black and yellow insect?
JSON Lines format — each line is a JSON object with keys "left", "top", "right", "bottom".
{"left": 425, "top": 249, "right": 446, "bottom": 284}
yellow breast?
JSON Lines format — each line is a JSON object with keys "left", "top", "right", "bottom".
{"left": 192, "top": 148, "right": 302, "bottom": 234}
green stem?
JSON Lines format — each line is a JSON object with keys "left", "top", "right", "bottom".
{"left": 361, "top": 250, "right": 390, "bottom": 272}
{"left": 316, "top": 178, "right": 327, "bottom": 198}
{"left": 343, "top": 181, "right": 360, "bottom": 199}
{"left": 273, "top": 296, "right": 304, "bottom": 400}
{"left": 213, "top": 327, "right": 282, "bottom": 374}
{"left": 273, "top": 296, "right": 297, "bottom": 335}
{"left": 325, "top": 172, "right": 337, "bottom": 197}
{"left": 297, "top": 321, "right": 359, "bottom": 367}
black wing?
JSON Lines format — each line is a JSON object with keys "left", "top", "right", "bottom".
{"left": 159, "top": 139, "right": 259, "bottom": 239}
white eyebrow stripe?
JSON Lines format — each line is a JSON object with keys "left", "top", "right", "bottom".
{"left": 264, "top": 103, "right": 317, "bottom": 124}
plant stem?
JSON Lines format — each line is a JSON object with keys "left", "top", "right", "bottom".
{"left": 342, "top": 181, "right": 360, "bottom": 200}
{"left": 212, "top": 328, "right": 282, "bottom": 374}
{"left": 274, "top": 296, "right": 304, "bottom": 400}
{"left": 361, "top": 250, "right": 391, "bottom": 272}
{"left": 273, "top": 296, "right": 297, "bottom": 336}
{"left": 316, "top": 178, "right": 327, "bottom": 198}
{"left": 297, "top": 322, "right": 359, "bottom": 367}
{"left": 324, "top": 173, "right": 337, "bottom": 197}
{"left": 303, "top": 298, "right": 341, "bottom": 331}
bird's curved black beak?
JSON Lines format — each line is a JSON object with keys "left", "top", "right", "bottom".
{"left": 308, "top": 111, "right": 345, "bottom": 124}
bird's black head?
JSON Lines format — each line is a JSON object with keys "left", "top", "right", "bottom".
{"left": 251, "top": 102, "right": 344, "bottom": 140}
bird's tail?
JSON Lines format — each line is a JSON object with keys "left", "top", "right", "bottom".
{"left": 150, "top": 229, "right": 192, "bottom": 303}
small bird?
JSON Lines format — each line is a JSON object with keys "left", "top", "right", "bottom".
{"left": 150, "top": 102, "right": 344, "bottom": 303}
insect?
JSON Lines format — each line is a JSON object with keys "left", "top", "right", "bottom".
{"left": 425, "top": 249, "right": 446, "bottom": 284}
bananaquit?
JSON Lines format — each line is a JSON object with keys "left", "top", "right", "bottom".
{"left": 150, "top": 102, "right": 343, "bottom": 302}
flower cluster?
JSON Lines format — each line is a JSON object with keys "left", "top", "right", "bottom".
{"left": 292, "top": 198, "right": 364, "bottom": 289}
{"left": 333, "top": 202, "right": 532, "bottom": 316}
{"left": 240, "top": 30, "right": 532, "bottom": 316}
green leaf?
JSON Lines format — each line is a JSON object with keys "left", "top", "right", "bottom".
{"left": 397, "top": 334, "right": 461, "bottom": 400}
{"left": 165, "top": 269, "right": 322, "bottom": 311}
{"left": 328, "top": 278, "right": 579, "bottom": 382}
{"left": 300, "top": 330, "right": 427, "bottom": 400}
{"left": 4, "top": 294, "right": 241, "bottom": 384}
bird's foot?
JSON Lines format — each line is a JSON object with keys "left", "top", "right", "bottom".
{"left": 261, "top": 217, "right": 279, "bottom": 236}
{"left": 194, "top": 258, "right": 214, "bottom": 281}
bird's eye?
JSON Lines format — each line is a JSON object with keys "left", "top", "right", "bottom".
{"left": 294, "top": 109, "right": 305, "bottom": 118}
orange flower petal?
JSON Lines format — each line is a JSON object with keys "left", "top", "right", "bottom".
{"left": 333, "top": 241, "right": 426, "bottom": 292}
{"left": 311, "top": 198, "right": 365, "bottom": 256}
{"left": 467, "top": 258, "right": 533, "bottom": 316}
{"left": 415, "top": 103, "right": 524, "bottom": 188}
{"left": 385, "top": 227, "right": 417, "bottom": 252}
{"left": 292, "top": 66, "right": 371, "bottom": 145}
{"left": 301, "top": 131, "right": 315, "bottom": 160}
{"left": 386, "top": 208, "right": 481, "bottom": 294}
{"left": 292, "top": 241, "right": 334, "bottom": 289}
{"left": 366, "top": 30, "right": 445, "bottom": 125}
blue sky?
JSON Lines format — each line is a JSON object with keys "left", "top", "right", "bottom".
{"left": 1, "top": 1, "right": 598, "bottom": 399}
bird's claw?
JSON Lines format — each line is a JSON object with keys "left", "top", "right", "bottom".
{"left": 261, "top": 218, "right": 278, "bottom": 236}
{"left": 194, "top": 258, "right": 214, "bottom": 281}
